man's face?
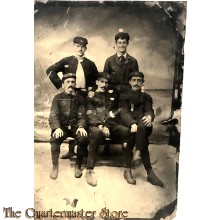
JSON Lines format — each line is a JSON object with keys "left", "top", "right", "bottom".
{"left": 115, "top": 38, "right": 128, "bottom": 54}
{"left": 129, "top": 77, "right": 144, "bottom": 91}
{"left": 73, "top": 43, "right": 87, "bottom": 57}
{"left": 62, "top": 78, "right": 76, "bottom": 94}
{"left": 96, "top": 77, "right": 109, "bottom": 92}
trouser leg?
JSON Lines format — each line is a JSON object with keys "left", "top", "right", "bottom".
{"left": 110, "top": 124, "right": 136, "bottom": 184}
{"left": 135, "top": 120, "right": 152, "bottom": 151}
{"left": 50, "top": 136, "right": 66, "bottom": 166}
{"left": 133, "top": 120, "right": 152, "bottom": 170}
{"left": 86, "top": 127, "right": 105, "bottom": 170}
{"left": 110, "top": 124, "right": 134, "bottom": 168}
{"left": 68, "top": 140, "right": 75, "bottom": 158}
{"left": 74, "top": 133, "right": 89, "bottom": 167}
{"left": 141, "top": 144, "right": 152, "bottom": 170}
{"left": 50, "top": 128, "right": 70, "bottom": 165}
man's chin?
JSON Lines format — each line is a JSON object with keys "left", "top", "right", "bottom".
{"left": 76, "top": 53, "right": 84, "bottom": 57}
{"left": 66, "top": 89, "right": 73, "bottom": 93}
{"left": 132, "top": 88, "right": 140, "bottom": 91}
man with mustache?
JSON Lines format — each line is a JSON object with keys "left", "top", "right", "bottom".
{"left": 46, "top": 36, "right": 99, "bottom": 160}
{"left": 85, "top": 72, "right": 135, "bottom": 187}
{"left": 119, "top": 71, "right": 164, "bottom": 187}
{"left": 48, "top": 73, "right": 89, "bottom": 180}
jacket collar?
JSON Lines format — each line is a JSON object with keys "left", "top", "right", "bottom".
{"left": 113, "top": 53, "right": 131, "bottom": 65}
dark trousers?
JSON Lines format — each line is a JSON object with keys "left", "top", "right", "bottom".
{"left": 134, "top": 119, "right": 153, "bottom": 170}
{"left": 50, "top": 127, "right": 89, "bottom": 166}
{"left": 86, "top": 125, "right": 134, "bottom": 169}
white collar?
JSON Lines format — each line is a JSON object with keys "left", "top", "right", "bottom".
{"left": 117, "top": 53, "right": 127, "bottom": 58}
{"left": 73, "top": 54, "right": 85, "bottom": 62}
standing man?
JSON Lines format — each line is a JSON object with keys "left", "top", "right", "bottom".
{"left": 46, "top": 36, "right": 99, "bottom": 94}
{"left": 85, "top": 72, "right": 136, "bottom": 187}
{"left": 103, "top": 31, "right": 139, "bottom": 92}
{"left": 49, "top": 73, "right": 89, "bottom": 180}
{"left": 46, "top": 36, "right": 99, "bottom": 159}
{"left": 119, "top": 71, "right": 164, "bottom": 187}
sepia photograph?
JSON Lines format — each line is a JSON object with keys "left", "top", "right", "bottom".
{"left": 34, "top": 1, "right": 186, "bottom": 219}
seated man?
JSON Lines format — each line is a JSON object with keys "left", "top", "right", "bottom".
{"left": 85, "top": 72, "right": 136, "bottom": 187}
{"left": 48, "top": 73, "right": 89, "bottom": 179}
{"left": 119, "top": 71, "right": 164, "bottom": 187}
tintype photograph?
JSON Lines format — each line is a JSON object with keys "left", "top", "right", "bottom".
{"left": 34, "top": 1, "right": 186, "bottom": 219}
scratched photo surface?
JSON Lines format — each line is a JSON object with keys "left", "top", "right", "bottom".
{"left": 34, "top": 1, "right": 186, "bottom": 219}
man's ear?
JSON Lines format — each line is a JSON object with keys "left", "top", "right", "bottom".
{"left": 62, "top": 83, "right": 64, "bottom": 89}
{"left": 95, "top": 80, "right": 99, "bottom": 86}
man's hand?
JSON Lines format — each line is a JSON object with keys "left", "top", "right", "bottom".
{"left": 142, "top": 115, "right": 152, "bottom": 127}
{"left": 76, "top": 126, "right": 87, "bottom": 136}
{"left": 53, "top": 128, "right": 64, "bottom": 139}
{"left": 130, "top": 124, "right": 138, "bottom": 133}
{"left": 98, "top": 125, "right": 110, "bottom": 137}
{"left": 103, "top": 126, "right": 110, "bottom": 137}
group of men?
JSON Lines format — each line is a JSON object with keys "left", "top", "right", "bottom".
{"left": 46, "top": 32, "right": 164, "bottom": 188}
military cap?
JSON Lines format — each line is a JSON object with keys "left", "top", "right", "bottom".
{"left": 96, "top": 72, "right": 110, "bottom": 81}
{"left": 115, "top": 32, "right": 130, "bottom": 42}
{"left": 128, "top": 71, "right": 144, "bottom": 80}
{"left": 62, "top": 73, "right": 76, "bottom": 82}
{"left": 73, "top": 36, "right": 88, "bottom": 46}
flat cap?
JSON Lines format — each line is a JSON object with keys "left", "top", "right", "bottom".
{"left": 73, "top": 36, "right": 88, "bottom": 46}
{"left": 96, "top": 72, "right": 110, "bottom": 81}
{"left": 62, "top": 73, "right": 76, "bottom": 82}
{"left": 129, "top": 71, "right": 144, "bottom": 80}
{"left": 115, "top": 32, "right": 130, "bottom": 41}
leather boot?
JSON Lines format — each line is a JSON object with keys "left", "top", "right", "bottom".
{"left": 85, "top": 169, "right": 97, "bottom": 187}
{"left": 147, "top": 169, "right": 164, "bottom": 187}
{"left": 75, "top": 165, "right": 82, "bottom": 178}
{"left": 50, "top": 165, "right": 59, "bottom": 179}
{"left": 124, "top": 168, "right": 136, "bottom": 185}
{"left": 60, "top": 151, "right": 70, "bottom": 159}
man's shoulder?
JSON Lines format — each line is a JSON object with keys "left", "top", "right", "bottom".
{"left": 59, "top": 55, "right": 74, "bottom": 62}
{"left": 105, "top": 54, "right": 117, "bottom": 62}
{"left": 54, "top": 92, "right": 64, "bottom": 97}
{"left": 83, "top": 57, "right": 95, "bottom": 64}
{"left": 52, "top": 92, "right": 64, "bottom": 101}
{"left": 127, "top": 54, "right": 138, "bottom": 62}
{"left": 142, "top": 91, "right": 153, "bottom": 100}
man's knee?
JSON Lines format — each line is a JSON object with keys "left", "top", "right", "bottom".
{"left": 50, "top": 136, "right": 63, "bottom": 145}
{"left": 89, "top": 127, "right": 104, "bottom": 140}
{"left": 76, "top": 134, "right": 89, "bottom": 146}
{"left": 137, "top": 120, "right": 153, "bottom": 133}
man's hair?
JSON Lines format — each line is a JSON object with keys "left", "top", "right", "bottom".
{"left": 115, "top": 32, "right": 130, "bottom": 43}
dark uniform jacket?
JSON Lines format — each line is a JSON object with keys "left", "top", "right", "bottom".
{"left": 103, "top": 54, "right": 139, "bottom": 91}
{"left": 86, "top": 90, "right": 119, "bottom": 127}
{"left": 49, "top": 92, "right": 87, "bottom": 130}
{"left": 46, "top": 56, "right": 99, "bottom": 89}
{"left": 119, "top": 89, "right": 155, "bottom": 128}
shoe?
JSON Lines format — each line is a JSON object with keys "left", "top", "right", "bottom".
{"left": 132, "top": 150, "right": 142, "bottom": 166}
{"left": 60, "top": 152, "right": 70, "bottom": 159}
{"left": 124, "top": 168, "right": 136, "bottom": 185}
{"left": 50, "top": 165, "right": 59, "bottom": 179}
{"left": 75, "top": 165, "right": 82, "bottom": 178}
{"left": 85, "top": 169, "right": 97, "bottom": 187}
{"left": 147, "top": 169, "right": 164, "bottom": 187}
